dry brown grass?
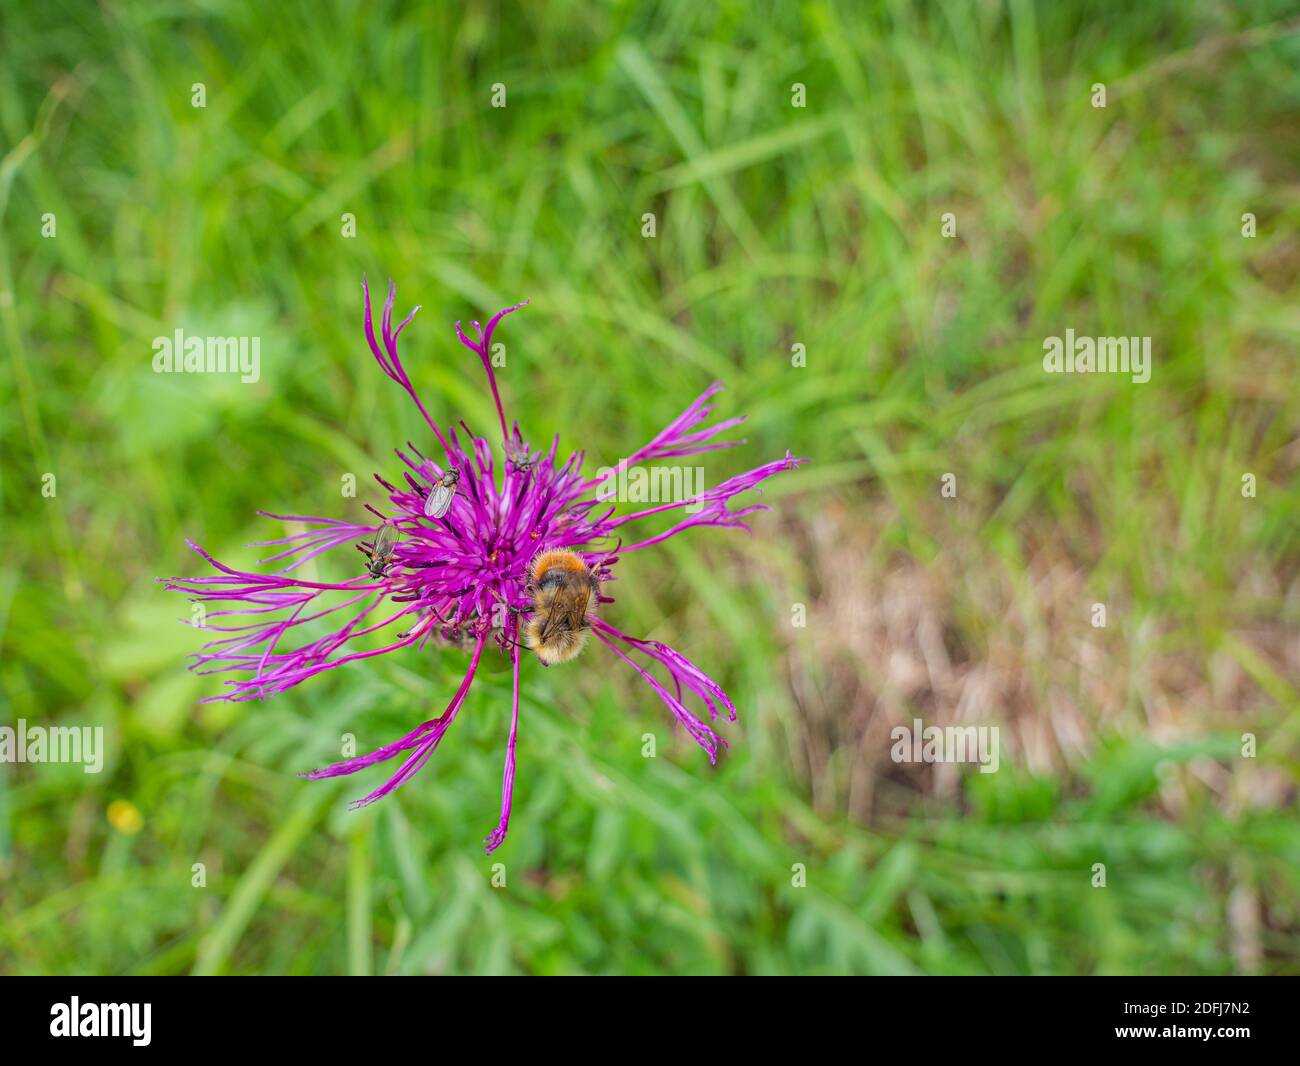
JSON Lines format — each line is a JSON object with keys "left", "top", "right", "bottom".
{"left": 773, "top": 495, "right": 1297, "bottom": 824}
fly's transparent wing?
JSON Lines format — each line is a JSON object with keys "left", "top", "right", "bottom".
{"left": 425, "top": 484, "right": 455, "bottom": 519}
{"left": 373, "top": 521, "right": 399, "bottom": 554}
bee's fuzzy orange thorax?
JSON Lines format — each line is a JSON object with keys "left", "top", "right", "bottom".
{"left": 530, "top": 548, "right": 589, "bottom": 579}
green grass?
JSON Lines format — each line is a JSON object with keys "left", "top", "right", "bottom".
{"left": 1, "top": 0, "right": 1297, "bottom": 975}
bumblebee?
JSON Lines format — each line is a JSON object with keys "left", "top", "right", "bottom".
{"left": 520, "top": 549, "right": 597, "bottom": 665}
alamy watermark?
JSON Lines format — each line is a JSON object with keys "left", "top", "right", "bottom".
{"left": 890, "top": 718, "right": 1000, "bottom": 773}
{"left": 152, "top": 329, "right": 260, "bottom": 383}
{"left": 1042, "top": 329, "right": 1150, "bottom": 384}
{"left": 50, "top": 998, "right": 151, "bottom": 1046}
{"left": 0, "top": 719, "right": 104, "bottom": 773}
{"left": 595, "top": 461, "right": 705, "bottom": 513}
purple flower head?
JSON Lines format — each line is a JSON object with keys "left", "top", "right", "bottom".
{"left": 166, "top": 277, "right": 804, "bottom": 853}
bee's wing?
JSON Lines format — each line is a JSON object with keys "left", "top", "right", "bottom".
{"left": 425, "top": 484, "right": 455, "bottom": 519}
{"left": 538, "top": 599, "right": 583, "bottom": 644}
{"left": 537, "top": 610, "right": 565, "bottom": 645}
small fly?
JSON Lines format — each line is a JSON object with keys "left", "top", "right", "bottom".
{"left": 424, "top": 469, "right": 460, "bottom": 519}
{"left": 357, "top": 520, "right": 400, "bottom": 578}
{"left": 507, "top": 442, "right": 535, "bottom": 474}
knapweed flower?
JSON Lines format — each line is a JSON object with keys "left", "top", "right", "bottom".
{"left": 166, "top": 278, "right": 803, "bottom": 853}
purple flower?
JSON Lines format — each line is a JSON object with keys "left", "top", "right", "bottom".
{"left": 166, "top": 277, "right": 804, "bottom": 853}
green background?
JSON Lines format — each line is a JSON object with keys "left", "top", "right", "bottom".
{"left": 1, "top": 0, "right": 1297, "bottom": 975}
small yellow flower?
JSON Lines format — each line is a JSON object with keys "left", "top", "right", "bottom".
{"left": 106, "top": 799, "right": 144, "bottom": 835}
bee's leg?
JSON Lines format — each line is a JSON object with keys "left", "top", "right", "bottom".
{"left": 488, "top": 587, "right": 531, "bottom": 616}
